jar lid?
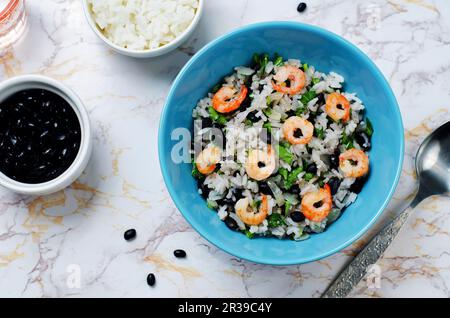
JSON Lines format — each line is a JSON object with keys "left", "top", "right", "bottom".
{"left": 0, "top": 0, "right": 19, "bottom": 23}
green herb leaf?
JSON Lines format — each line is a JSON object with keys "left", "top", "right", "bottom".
{"left": 284, "top": 200, "right": 292, "bottom": 216}
{"left": 245, "top": 230, "right": 255, "bottom": 239}
{"left": 192, "top": 163, "right": 204, "bottom": 179}
{"left": 276, "top": 143, "right": 294, "bottom": 165}
{"left": 284, "top": 166, "right": 303, "bottom": 189}
{"left": 341, "top": 131, "right": 354, "bottom": 149}
{"left": 208, "top": 107, "right": 227, "bottom": 125}
{"left": 207, "top": 199, "right": 217, "bottom": 209}
{"left": 326, "top": 208, "right": 341, "bottom": 224}
{"left": 365, "top": 118, "right": 374, "bottom": 137}
{"left": 295, "top": 105, "right": 307, "bottom": 116}
{"left": 266, "top": 96, "right": 272, "bottom": 106}
{"left": 304, "top": 172, "right": 314, "bottom": 181}
{"left": 267, "top": 213, "right": 286, "bottom": 228}
{"left": 244, "top": 119, "right": 253, "bottom": 126}
{"left": 278, "top": 167, "right": 289, "bottom": 180}
{"left": 300, "top": 90, "right": 317, "bottom": 106}
{"left": 258, "top": 53, "right": 269, "bottom": 76}
{"left": 253, "top": 53, "right": 260, "bottom": 66}
{"left": 312, "top": 77, "right": 321, "bottom": 85}
{"left": 314, "top": 127, "right": 325, "bottom": 140}
{"left": 263, "top": 122, "right": 272, "bottom": 133}
{"left": 211, "top": 83, "right": 221, "bottom": 94}
{"left": 303, "top": 63, "right": 308, "bottom": 71}
{"left": 274, "top": 56, "right": 283, "bottom": 66}
{"left": 263, "top": 108, "right": 272, "bottom": 117}
{"left": 318, "top": 177, "right": 325, "bottom": 188}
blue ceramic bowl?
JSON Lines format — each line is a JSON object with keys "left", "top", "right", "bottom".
{"left": 158, "top": 22, "right": 404, "bottom": 265}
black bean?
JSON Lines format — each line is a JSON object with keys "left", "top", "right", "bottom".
{"left": 354, "top": 132, "right": 371, "bottom": 151}
{"left": 225, "top": 217, "right": 239, "bottom": 231}
{"left": 258, "top": 181, "right": 273, "bottom": 195}
{"left": 297, "top": 2, "right": 307, "bottom": 13}
{"left": 174, "top": 249, "right": 187, "bottom": 258}
{"left": 330, "top": 150, "right": 340, "bottom": 169}
{"left": 285, "top": 110, "right": 296, "bottom": 117}
{"left": 305, "top": 163, "right": 317, "bottom": 174}
{"left": 328, "top": 177, "right": 341, "bottom": 195}
{"left": 317, "top": 93, "right": 325, "bottom": 105}
{"left": 201, "top": 117, "right": 213, "bottom": 128}
{"left": 290, "top": 211, "right": 306, "bottom": 222}
{"left": 232, "top": 188, "right": 244, "bottom": 200}
{"left": 217, "top": 196, "right": 235, "bottom": 206}
{"left": 198, "top": 181, "right": 210, "bottom": 199}
{"left": 289, "top": 184, "right": 300, "bottom": 194}
{"left": 124, "top": 229, "right": 137, "bottom": 241}
{"left": 147, "top": 273, "right": 156, "bottom": 287}
{"left": 350, "top": 176, "right": 367, "bottom": 194}
{"left": 247, "top": 111, "right": 259, "bottom": 122}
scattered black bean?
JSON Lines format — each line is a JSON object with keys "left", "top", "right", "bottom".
{"left": 350, "top": 176, "right": 367, "bottom": 194}
{"left": 147, "top": 273, "right": 156, "bottom": 287}
{"left": 305, "top": 163, "right": 317, "bottom": 174}
{"left": 217, "top": 196, "right": 235, "bottom": 206}
{"left": 290, "top": 211, "right": 305, "bottom": 222}
{"left": 198, "top": 181, "right": 210, "bottom": 199}
{"left": 289, "top": 184, "right": 301, "bottom": 195}
{"left": 174, "top": 249, "right": 187, "bottom": 258}
{"left": 201, "top": 117, "right": 213, "bottom": 128}
{"left": 317, "top": 93, "right": 325, "bottom": 105}
{"left": 240, "top": 94, "right": 252, "bottom": 111}
{"left": 124, "top": 229, "right": 137, "bottom": 241}
{"left": 258, "top": 181, "right": 273, "bottom": 195}
{"left": 297, "top": 2, "right": 307, "bottom": 13}
{"left": 285, "top": 110, "right": 296, "bottom": 117}
{"left": 247, "top": 111, "right": 259, "bottom": 122}
{"left": 354, "top": 132, "right": 371, "bottom": 151}
{"left": 232, "top": 188, "right": 245, "bottom": 200}
{"left": 328, "top": 177, "right": 341, "bottom": 195}
{"left": 330, "top": 150, "right": 340, "bottom": 169}
{"left": 225, "top": 217, "right": 239, "bottom": 231}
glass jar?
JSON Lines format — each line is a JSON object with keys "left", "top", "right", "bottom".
{"left": 0, "top": 0, "right": 27, "bottom": 52}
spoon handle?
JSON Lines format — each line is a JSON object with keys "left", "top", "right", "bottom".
{"left": 321, "top": 204, "right": 416, "bottom": 298}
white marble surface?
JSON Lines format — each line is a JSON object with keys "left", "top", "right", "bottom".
{"left": 0, "top": 0, "right": 450, "bottom": 298}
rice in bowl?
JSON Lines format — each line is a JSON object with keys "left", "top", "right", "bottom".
{"left": 191, "top": 53, "right": 374, "bottom": 241}
{"left": 88, "top": 0, "right": 199, "bottom": 50}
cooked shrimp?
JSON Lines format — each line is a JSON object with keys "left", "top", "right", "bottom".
{"left": 245, "top": 145, "right": 276, "bottom": 181}
{"left": 282, "top": 116, "right": 314, "bottom": 145}
{"left": 339, "top": 148, "right": 369, "bottom": 178}
{"left": 272, "top": 65, "right": 306, "bottom": 95}
{"left": 196, "top": 145, "right": 221, "bottom": 175}
{"left": 301, "top": 184, "right": 332, "bottom": 222}
{"left": 325, "top": 92, "right": 350, "bottom": 122}
{"left": 212, "top": 85, "right": 248, "bottom": 113}
{"left": 235, "top": 195, "right": 269, "bottom": 226}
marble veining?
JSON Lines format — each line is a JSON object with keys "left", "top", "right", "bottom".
{"left": 0, "top": 0, "right": 449, "bottom": 297}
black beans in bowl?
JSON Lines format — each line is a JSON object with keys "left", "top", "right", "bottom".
{"left": 0, "top": 88, "right": 82, "bottom": 184}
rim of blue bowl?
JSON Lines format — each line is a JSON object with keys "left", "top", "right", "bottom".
{"left": 158, "top": 21, "right": 404, "bottom": 265}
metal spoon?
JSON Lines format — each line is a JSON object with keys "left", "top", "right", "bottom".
{"left": 322, "top": 121, "right": 450, "bottom": 298}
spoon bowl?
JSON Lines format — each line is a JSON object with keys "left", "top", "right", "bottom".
{"left": 415, "top": 121, "right": 450, "bottom": 202}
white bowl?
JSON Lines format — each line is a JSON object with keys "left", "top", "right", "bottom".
{"left": 82, "top": 0, "right": 204, "bottom": 58}
{"left": 0, "top": 75, "right": 93, "bottom": 196}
